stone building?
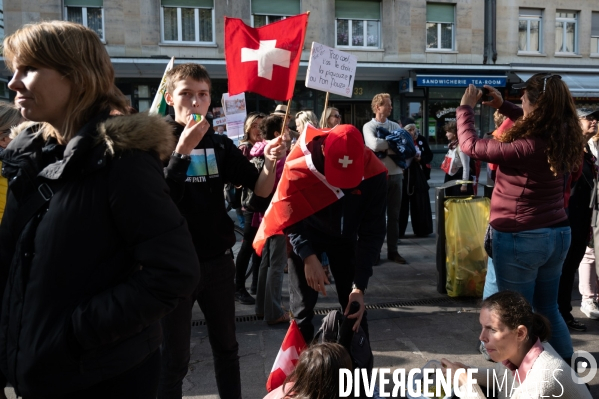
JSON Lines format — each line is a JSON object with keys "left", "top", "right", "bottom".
{"left": 1, "top": 0, "right": 598, "bottom": 151}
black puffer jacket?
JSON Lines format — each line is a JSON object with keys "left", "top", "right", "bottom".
{"left": 0, "top": 112, "right": 200, "bottom": 397}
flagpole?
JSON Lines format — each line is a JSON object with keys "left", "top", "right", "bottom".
{"left": 279, "top": 11, "right": 310, "bottom": 136}
{"left": 321, "top": 91, "right": 330, "bottom": 127}
{"left": 280, "top": 98, "right": 292, "bottom": 137}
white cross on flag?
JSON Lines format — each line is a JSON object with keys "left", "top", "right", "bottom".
{"left": 266, "top": 319, "right": 307, "bottom": 392}
{"left": 225, "top": 14, "right": 309, "bottom": 101}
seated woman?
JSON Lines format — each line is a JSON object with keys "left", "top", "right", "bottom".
{"left": 264, "top": 342, "right": 352, "bottom": 399}
{"left": 442, "top": 291, "right": 592, "bottom": 399}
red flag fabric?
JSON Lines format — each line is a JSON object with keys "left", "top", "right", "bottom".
{"left": 253, "top": 124, "right": 387, "bottom": 256}
{"left": 266, "top": 319, "right": 307, "bottom": 392}
{"left": 224, "top": 14, "right": 309, "bottom": 101}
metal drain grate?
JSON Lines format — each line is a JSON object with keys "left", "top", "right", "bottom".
{"left": 190, "top": 296, "right": 475, "bottom": 326}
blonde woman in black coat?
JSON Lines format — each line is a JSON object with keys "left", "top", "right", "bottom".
{"left": 0, "top": 21, "right": 200, "bottom": 398}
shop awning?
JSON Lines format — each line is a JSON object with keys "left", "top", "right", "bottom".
{"left": 515, "top": 72, "right": 599, "bottom": 98}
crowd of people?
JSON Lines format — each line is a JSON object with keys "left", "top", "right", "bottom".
{"left": 0, "top": 20, "right": 596, "bottom": 399}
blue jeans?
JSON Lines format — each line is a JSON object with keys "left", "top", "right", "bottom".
{"left": 255, "top": 234, "right": 286, "bottom": 322}
{"left": 482, "top": 257, "right": 498, "bottom": 299}
{"left": 492, "top": 227, "right": 573, "bottom": 359}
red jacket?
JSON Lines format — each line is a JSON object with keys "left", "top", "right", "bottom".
{"left": 456, "top": 102, "right": 567, "bottom": 232}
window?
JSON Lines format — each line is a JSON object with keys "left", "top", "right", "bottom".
{"left": 335, "top": 0, "right": 381, "bottom": 48}
{"left": 0, "top": 81, "right": 8, "bottom": 100}
{"left": 518, "top": 9, "right": 542, "bottom": 52}
{"left": 555, "top": 11, "right": 578, "bottom": 54}
{"left": 426, "top": 3, "right": 455, "bottom": 51}
{"left": 161, "top": 0, "right": 214, "bottom": 44}
{"left": 591, "top": 12, "right": 599, "bottom": 54}
{"left": 251, "top": 0, "right": 299, "bottom": 28}
{"left": 64, "top": 0, "right": 104, "bottom": 41}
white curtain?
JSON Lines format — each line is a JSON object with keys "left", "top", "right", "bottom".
{"left": 555, "top": 22, "right": 564, "bottom": 52}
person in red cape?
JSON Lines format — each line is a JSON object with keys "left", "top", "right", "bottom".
{"left": 254, "top": 124, "right": 387, "bottom": 342}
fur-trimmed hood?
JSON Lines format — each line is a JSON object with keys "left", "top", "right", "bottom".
{"left": 8, "top": 113, "right": 175, "bottom": 162}
{"left": 97, "top": 113, "right": 175, "bottom": 162}
{"left": 2, "top": 112, "right": 176, "bottom": 184}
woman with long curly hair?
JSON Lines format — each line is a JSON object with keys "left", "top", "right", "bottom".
{"left": 456, "top": 75, "right": 584, "bottom": 362}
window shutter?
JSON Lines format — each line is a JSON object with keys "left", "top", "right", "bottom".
{"left": 426, "top": 3, "right": 455, "bottom": 23}
{"left": 160, "top": 0, "right": 214, "bottom": 8}
{"left": 252, "top": 0, "right": 300, "bottom": 16}
{"left": 64, "top": 0, "right": 103, "bottom": 6}
{"left": 519, "top": 8, "right": 542, "bottom": 17}
{"left": 335, "top": 0, "right": 381, "bottom": 20}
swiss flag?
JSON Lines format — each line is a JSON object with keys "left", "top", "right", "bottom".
{"left": 224, "top": 14, "right": 309, "bottom": 101}
{"left": 266, "top": 319, "right": 307, "bottom": 392}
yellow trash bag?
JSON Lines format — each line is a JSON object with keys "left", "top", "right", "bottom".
{"left": 444, "top": 197, "right": 490, "bottom": 297}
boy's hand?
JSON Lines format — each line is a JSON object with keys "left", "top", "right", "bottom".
{"left": 175, "top": 114, "right": 210, "bottom": 155}
{"left": 264, "top": 136, "right": 287, "bottom": 162}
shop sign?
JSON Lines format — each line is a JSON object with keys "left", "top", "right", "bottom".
{"left": 399, "top": 78, "right": 413, "bottom": 93}
{"left": 417, "top": 75, "right": 507, "bottom": 87}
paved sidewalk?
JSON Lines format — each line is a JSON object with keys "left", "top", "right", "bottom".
{"left": 182, "top": 169, "right": 599, "bottom": 398}
{"left": 5, "top": 169, "right": 597, "bottom": 398}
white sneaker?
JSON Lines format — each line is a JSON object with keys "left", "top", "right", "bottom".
{"left": 580, "top": 299, "right": 599, "bottom": 320}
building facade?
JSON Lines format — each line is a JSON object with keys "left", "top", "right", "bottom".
{"left": 2, "top": 0, "right": 599, "bottom": 152}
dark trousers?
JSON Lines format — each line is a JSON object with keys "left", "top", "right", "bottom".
{"left": 158, "top": 253, "right": 241, "bottom": 399}
{"left": 235, "top": 211, "right": 260, "bottom": 291}
{"left": 25, "top": 350, "right": 161, "bottom": 399}
{"left": 288, "top": 242, "right": 369, "bottom": 344}
{"left": 558, "top": 214, "right": 591, "bottom": 322}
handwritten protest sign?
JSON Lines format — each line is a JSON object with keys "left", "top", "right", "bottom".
{"left": 305, "top": 42, "right": 357, "bottom": 98}
{"left": 222, "top": 92, "right": 246, "bottom": 139}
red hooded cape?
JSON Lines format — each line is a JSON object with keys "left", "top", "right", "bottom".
{"left": 253, "top": 124, "right": 387, "bottom": 256}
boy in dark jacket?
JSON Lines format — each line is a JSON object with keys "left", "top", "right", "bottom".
{"left": 253, "top": 124, "right": 387, "bottom": 343}
{"left": 158, "top": 63, "right": 285, "bottom": 399}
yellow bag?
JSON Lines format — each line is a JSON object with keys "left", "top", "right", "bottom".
{"left": 444, "top": 197, "right": 490, "bottom": 297}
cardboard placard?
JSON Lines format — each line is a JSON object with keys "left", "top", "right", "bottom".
{"left": 305, "top": 42, "right": 357, "bottom": 98}
{"left": 222, "top": 92, "right": 247, "bottom": 139}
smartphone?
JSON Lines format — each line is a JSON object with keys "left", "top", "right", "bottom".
{"left": 480, "top": 87, "right": 493, "bottom": 102}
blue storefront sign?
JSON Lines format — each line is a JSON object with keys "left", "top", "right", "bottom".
{"left": 417, "top": 75, "right": 507, "bottom": 87}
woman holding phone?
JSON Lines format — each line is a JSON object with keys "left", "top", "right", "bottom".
{"left": 455, "top": 76, "right": 584, "bottom": 362}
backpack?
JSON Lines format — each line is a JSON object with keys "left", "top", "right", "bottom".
{"left": 224, "top": 183, "right": 241, "bottom": 209}
{"left": 314, "top": 309, "right": 374, "bottom": 372}
{"left": 240, "top": 155, "right": 273, "bottom": 213}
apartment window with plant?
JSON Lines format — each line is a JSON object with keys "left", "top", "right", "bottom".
{"left": 591, "top": 12, "right": 599, "bottom": 54}
{"left": 426, "top": 3, "right": 455, "bottom": 51}
{"left": 518, "top": 9, "right": 542, "bottom": 52}
{"left": 251, "top": 0, "right": 299, "bottom": 28}
{"left": 555, "top": 11, "right": 578, "bottom": 54}
{"left": 161, "top": 0, "right": 214, "bottom": 44}
{"left": 65, "top": 0, "right": 104, "bottom": 41}
{"left": 335, "top": 0, "right": 381, "bottom": 48}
